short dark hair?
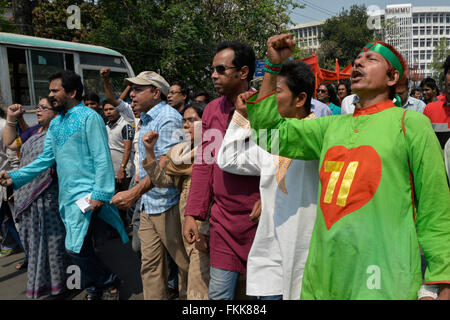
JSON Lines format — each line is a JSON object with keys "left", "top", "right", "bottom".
{"left": 410, "top": 87, "right": 421, "bottom": 97}
{"left": 83, "top": 91, "right": 100, "bottom": 103}
{"left": 48, "top": 70, "right": 84, "bottom": 101}
{"left": 216, "top": 41, "right": 255, "bottom": 82}
{"left": 101, "top": 100, "right": 114, "bottom": 108}
{"left": 337, "top": 80, "right": 352, "bottom": 95}
{"left": 186, "top": 101, "right": 205, "bottom": 119}
{"left": 420, "top": 77, "right": 439, "bottom": 95}
{"left": 279, "top": 60, "right": 314, "bottom": 114}
{"left": 171, "top": 81, "right": 190, "bottom": 104}
{"left": 194, "top": 90, "right": 211, "bottom": 103}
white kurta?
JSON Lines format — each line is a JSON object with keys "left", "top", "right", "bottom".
{"left": 217, "top": 111, "right": 319, "bottom": 299}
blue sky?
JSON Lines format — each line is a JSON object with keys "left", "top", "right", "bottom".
{"left": 290, "top": 0, "right": 450, "bottom": 24}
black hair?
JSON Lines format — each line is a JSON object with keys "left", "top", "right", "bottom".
{"left": 444, "top": 55, "right": 450, "bottom": 76}
{"left": 48, "top": 70, "right": 84, "bottom": 101}
{"left": 337, "top": 80, "right": 352, "bottom": 96}
{"left": 185, "top": 101, "right": 205, "bottom": 119}
{"left": 420, "top": 77, "right": 440, "bottom": 95}
{"left": 319, "top": 82, "right": 340, "bottom": 107}
{"left": 171, "top": 81, "right": 190, "bottom": 104}
{"left": 83, "top": 91, "right": 100, "bottom": 103}
{"left": 194, "top": 90, "right": 211, "bottom": 103}
{"left": 410, "top": 88, "right": 421, "bottom": 97}
{"left": 279, "top": 60, "right": 314, "bottom": 114}
{"left": 216, "top": 41, "right": 255, "bottom": 83}
{"left": 101, "top": 100, "right": 114, "bottom": 108}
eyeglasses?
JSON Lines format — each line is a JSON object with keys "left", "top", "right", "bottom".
{"left": 211, "top": 65, "right": 239, "bottom": 75}
{"left": 168, "top": 91, "right": 182, "bottom": 96}
{"left": 35, "top": 104, "right": 51, "bottom": 111}
{"left": 316, "top": 89, "right": 327, "bottom": 94}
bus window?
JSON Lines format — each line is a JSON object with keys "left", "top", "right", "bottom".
{"left": 7, "top": 47, "right": 30, "bottom": 105}
{"left": 65, "top": 53, "right": 74, "bottom": 71}
{"left": 82, "top": 69, "right": 129, "bottom": 101}
{"left": 30, "top": 49, "right": 64, "bottom": 103}
{"left": 80, "top": 53, "right": 126, "bottom": 68}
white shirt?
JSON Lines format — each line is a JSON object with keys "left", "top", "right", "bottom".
{"left": 217, "top": 111, "right": 318, "bottom": 299}
{"left": 340, "top": 94, "right": 357, "bottom": 115}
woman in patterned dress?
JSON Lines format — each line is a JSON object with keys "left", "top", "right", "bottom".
{"left": 4, "top": 97, "right": 69, "bottom": 298}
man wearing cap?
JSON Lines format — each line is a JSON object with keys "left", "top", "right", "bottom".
{"left": 116, "top": 71, "right": 189, "bottom": 300}
{"left": 244, "top": 34, "right": 450, "bottom": 299}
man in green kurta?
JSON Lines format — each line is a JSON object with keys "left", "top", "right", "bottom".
{"left": 245, "top": 34, "right": 450, "bottom": 300}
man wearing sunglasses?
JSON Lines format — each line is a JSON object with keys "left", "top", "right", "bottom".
{"left": 183, "top": 41, "right": 261, "bottom": 300}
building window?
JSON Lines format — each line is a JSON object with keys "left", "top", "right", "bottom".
{"left": 420, "top": 15, "right": 425, "bottom": 23}
{"left": 413, "top": 27, "right": 418, "bottom": 35}
{"left": 440, "top": 27, "right": 445, "bottom": 35}
{"left": 420, "top": 27, "right": 425, "bottom": 35}
{"left": 420, "top": 39, "right": 425, "bottom": 47}
{"left": 413, "top": 15, "right": 418, "bottom": 24}
{"left": 440, "top": 15, "right": 444, "bottom": 23}
{"left": 420, "top": 52, "right": 425, "bottom": 60}
{"left": 433, "top": 15, "right": 438, "bottom": 23}
{"left": 427, "top": 39, "right": 431, "bottom": 47}
{"left": 447, "top": 15, "right": 450, "bottom": 23}
{"left": 433, "top": 39, "right": 438, "bottom": 46}
{"left": 426, "top": 16, "right": 431, "bottom": 24}
{"left": 447, "top": 27, "right": 450, "bottom": 35}
{"left": 433, "top": 26, "right": 438, "bottom": 35}
{"left": 427, "top": 26, "right": 432, "bottom": 35}
{"left": 413, "top": 39, "right": 419, "bottom": 48}
{"left": 427, "top": 51, "right": 432, "bottom": 60}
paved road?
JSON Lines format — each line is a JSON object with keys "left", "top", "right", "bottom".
{"left": 0, "top": 236, "right": 143, "bottom": 300}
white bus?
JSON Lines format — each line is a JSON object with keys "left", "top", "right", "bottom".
{"left": 0, "top": 32, "right": 134, "bottom": 112}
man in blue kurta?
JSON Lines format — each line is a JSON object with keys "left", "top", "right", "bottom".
{"left": 0, "top": 70, "right": 128, "bottom": 300}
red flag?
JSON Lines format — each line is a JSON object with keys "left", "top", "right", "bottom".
{"left": 335, "top": 58, "right": 340, "bottom": 84}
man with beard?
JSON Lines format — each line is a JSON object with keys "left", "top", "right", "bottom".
{"left": 0, "top": 70, "right": 129, "bottom": 300}
{"left": 183, "top": 41, "right": 260, "bottom": 300}
{"left": 245, "top": 34, "right": 449, "bottom": 299}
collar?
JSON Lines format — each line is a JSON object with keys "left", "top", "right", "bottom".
{"left": 141, "top": 101, "right": 166, "bottom": 122}
{"left": 353, "top": 100, "right": 395, "bottom": 117}
{"left": 107, "top": 115, "right": 123, "bottom": 128}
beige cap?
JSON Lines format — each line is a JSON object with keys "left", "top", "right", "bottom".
{"left": 125, "top": 71, "right": 170, "bottom": 96}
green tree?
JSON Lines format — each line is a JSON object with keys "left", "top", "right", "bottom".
{"left": 85, "top": 0, "right": 300, "bottom": 92}
{"left": 32, "top": 0, "right": 101, "bottom": 42}
{"left": 319, "top": 4, "right": 375, "bottom": 69}
{"left": 0, "top": 0, "right": 17, "bottom": 33}
{"left": 430, "top": 38, "right": 450, "bottom": 85}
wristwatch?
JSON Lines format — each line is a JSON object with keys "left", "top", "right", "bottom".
{"left": 120, "top": 163, "right": 126, "bottom": 169}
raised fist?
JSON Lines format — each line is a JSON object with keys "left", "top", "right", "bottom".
{"left": 267, "top": 33, "right": 296, "bottom": 65}
{"left": 100, "top": 67, "right": 111, "bottom": 80}
{"left": 142, "top": 131, "right": 159, "bottom": 151}
{"left": 7, "top": 104, "right": 24, "bottom": 121}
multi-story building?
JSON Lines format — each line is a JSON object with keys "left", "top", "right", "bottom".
{"left": 290, "top": 4, "right": 450, "bottom": 80}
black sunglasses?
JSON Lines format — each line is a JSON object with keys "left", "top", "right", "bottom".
{"left": 211, "top": 65, "right": 239, "bottom": 74}
{"left": 317, "top": 89, "right": 327, "bottom": 93}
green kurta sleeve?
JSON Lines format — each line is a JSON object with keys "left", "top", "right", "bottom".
{"left": 404, "top": 111, "right": 450, "bottom": 285}
{"left": 246, "top": 92, "right": 329, "bottom": 161}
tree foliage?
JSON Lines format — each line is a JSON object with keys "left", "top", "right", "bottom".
{"left": 2, "top": 0, "right": 299, "bottom": 93}
{"left": 0, "top": 0, "right": 17, "bottom": 33}
{"left": 430, "top": 38, "right": 450, "bottom": 85}
{"left": 319, "top": 4, "right": 375, "bottom": 69}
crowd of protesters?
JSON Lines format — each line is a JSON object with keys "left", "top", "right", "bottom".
{"left": 0, "top": 33, "right": 449, "bottom": 301}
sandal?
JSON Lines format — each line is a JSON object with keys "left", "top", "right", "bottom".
{"left": 16, "top": 259, "right": 28, "bottom": 270}
{"left": 102, "top": 279, "right": 122, "bottom": 300}
{"left": 84, "top": 293, "right": 101, "bottom": 300}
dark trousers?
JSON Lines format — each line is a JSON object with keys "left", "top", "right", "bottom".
{"left": 0, "top": 200, "right": 23, "bottom": 251}
{"left": 66, "top": 213, "right": 119, "bottom": 297}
